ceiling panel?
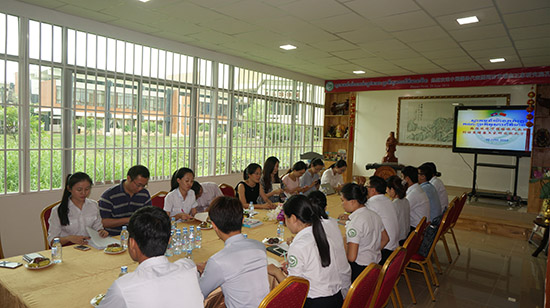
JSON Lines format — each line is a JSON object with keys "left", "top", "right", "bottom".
{"left": 416, "top": 0, "right": 493, "bottom": 17}
{"left": 449, "top": 24, "right": 508, "bottom": 42}
{"left": 392, "top": 26, "right": 449, "bottom": 43}
{"left": 494, "top": 0, "right": 550, "bottom": 14}
{"left": 502, "top": 8, "right": 550, "bottom": 28}
{"left": 345, "top": 0, "right": 420, "bottom": 19}
{"left": 277, "top": 0, "right": 350, "bottom": 21}
{"left": 370, "top": 11, "right": 437, "bottom": 32}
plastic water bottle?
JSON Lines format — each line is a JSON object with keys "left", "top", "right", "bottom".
{"left": 277, "top": 221, "right": 284, "bottom": 239}
{"left": 182, "top": 227, "right": 189, "bottom": 251}
{"left": 51, "top": 237, "right": 62, "bottom": 263}
{"left": 186, "top": 248, "right": 193, "bottom": 261}
{"left": 119, "top": 266, "right": 128, "bottom": 277}
{"left": 165, "top": 230, "right": 174, "bottom": 257}
{"left": 189, "top": 226, "right": 195, "bottom": 250}
{"left": 171, "top": 217, "right": 177, "bottom": 230}
{"left": 249, "top": 202, "right": 255, "bottom": 217}
{"left": 120, "top": 226, "right": 129, "bottom": 250}
{"left": 195, "top": 226, "right": 202, "bottom": 249}
{"left": 174, "top": 229, "right": 182, "bottom": 255}
{"left": 243, "top": 233, "right": 248, "bottom": 239}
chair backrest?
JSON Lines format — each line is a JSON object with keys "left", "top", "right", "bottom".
{"left": 370, "top": 247, "right": 407, "bottom": 308}
{"left": 342, "top": 263, "right": 382, "bottom": 308}
{"left": 219, "top": 183, "right": 235, "bottom": 197}
{"left": 400, "top": 217, "right": 427, "bottom": 273}
{"left": 258, "top": 276, "right": 309, "bottom": 308}
{"left": 151, "top": 191, "right": 169, "bottom": 209}
{"left": 425, "top": 208, "right": 453, "bottom": 258}
{"left": 440, "top": 197, "right": 458, "bottom": 234}
{"left": 0, "top": 232, "right": 4, "bottom": 259}
{"left": 41, "top": 201, "right": 60, "bottom": 249}
{"left": 449, "top": 193, "right": 467, "bottom": 228}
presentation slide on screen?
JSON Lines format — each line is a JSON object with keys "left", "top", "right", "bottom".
{"left": 455, "top": 109, "right": 532, "bottom": 152}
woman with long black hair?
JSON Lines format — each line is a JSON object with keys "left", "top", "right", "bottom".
{"left": 164, "top": 167, "right": 198, "bottom": 220}
{"left": 257, "top": 156, "right": 283, "bottom": 204}
{"left": 48, "top": 172, "right": 108, "bottom": 246}
{"left": 320, "top": 159, "right": 347, "bottom": 192}
{"left": 268, "top": 195, "right": 344, "bottom": 308}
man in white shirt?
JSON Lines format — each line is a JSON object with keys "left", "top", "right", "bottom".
{"left": 422, "top": 162, "right": 449, "bottom": 212}
{"left": 366, "top": 175, "right": 400, "bottom": 265}
{"left": 192, "top": 181, "right": 223, "bottom": 212}
{"left": 198, "top": 196, "right": 269, "bottom": 308}
{"left": 320, "top": 160, "right": 347, "bottom": 192}
{"left": 402, "top": 166, "right": 430, "bottom": 231}
{"left": 418, "top": 165, "right": 442, "bottom": 221}
{"left": 99, "top": 206, "right": 203, "bottom": 308}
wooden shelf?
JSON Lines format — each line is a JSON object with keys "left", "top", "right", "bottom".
{"left": 324, "top": 137, "right": 348, "bottom": 140}
{"left": 325, "top": 114, "right": 349, "bottom": 117}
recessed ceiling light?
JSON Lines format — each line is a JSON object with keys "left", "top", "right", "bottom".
{"left": 456, "top": 16, "right": 479, "bottom": 25}
{"left": 490, "top": 58, "right": 505, "bottom": 63}
{"left": 353, "top": 70, "right": 366, "bottom": 74}
{"left": 138, "top": 0, "right": 150, "bottom": 2}
{"left": 280, "top": 44, "right": 297, "bottom": 50}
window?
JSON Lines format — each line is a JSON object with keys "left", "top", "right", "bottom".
{"left": 0, "top": 12, "right": 324, "bottom": 194}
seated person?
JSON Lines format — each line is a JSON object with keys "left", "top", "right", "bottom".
{"left": 281, "top": 161, "right": 308, "bottom": 198}
{"left": 320, "top": 159, "right": 347, "bottom": 192}
{"left": 307, "top": 190, "right": 352, "bottom": 298}
{"left": 99, "top": 165, "right": 152, "bottom": 236}
{"left": 365, "top": 176, "right": 399, "bottom": 265}
{"left": 48, "top": 172, "right": 108, "bottom": 246}
{"left": 300, "top": 158, "right": 324, "bottom": 195}
{"left": 191, "top": 181, "right": 223, "bottom": 212}
{"left": 402, "top": 166, "right": 430, "bottom": 231}
{"left": 198, "top": 196, "right": 269, "bottom": 308}
{"left": 164, "top": 168, "right": 198, "bottom": 220}
{"left": 268, "top": 195, "right": 345, "bottom": 308}
{"left": 418, "top": 165, "right": 441, "bottom": 222}
{"left": 257, "top": 156, "right": 283, "bottom": 204}
{"left": 235, "top": 163, "right": 274, "bottom": 209}
{"left": 98, "top": 206, "right": 203, "bottom": 308}
{"left": 340, "top": 183, "right": 388, "bottom": 282}
{"left": 421, "top": 162, "right": 449, "bottom": 212}
{"left": 386, "top": 175, "right": 411, "bottom": 245}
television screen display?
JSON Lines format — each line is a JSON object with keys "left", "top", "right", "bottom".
{"left": 452, "top": 105, "right": 532, "bottom": 157}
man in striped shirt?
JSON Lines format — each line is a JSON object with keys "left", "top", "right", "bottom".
{"left": 99, "top": 165, "right": 152, "bottom": 236}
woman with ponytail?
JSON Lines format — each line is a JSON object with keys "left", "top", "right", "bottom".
{"left": 268, "top": 195, "right": 344, "bottom": 308}
{"left": 300, "top": 158, "right": 324, "bottom": 194}
{"left": 340, "top": 183, "right": 388, "bottom": 282}
{"left": 48, "top": 172, "right": 107, "bottom": 246}
{"left": 164, "top": 168, "right": 198, "bottom": 220}
{"left": 386, "top": 175, "right": 411, "bottom": 244}
{"left": 320, "top": 159, "right": 346, "bottom": 192}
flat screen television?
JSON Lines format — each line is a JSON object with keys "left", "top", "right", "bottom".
{"left": 452, "top": 105, "right": 533, "bottom": 157}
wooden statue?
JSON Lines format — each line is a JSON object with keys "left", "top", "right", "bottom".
{"left": 382, "top": 131, "right": 398, "bottom": 163}
{"left": 331, "top": 99, "right": 349, "bottom": 115}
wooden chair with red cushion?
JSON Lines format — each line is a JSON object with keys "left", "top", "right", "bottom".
{"left": 446, "top": 193, "right": 468, "bottom": 258}
{"left": 218, "top": 183, "right": 235, "bottom": 197}
{"left": 406, "top": 208, "right": 453, "bottom": 302}
{"left": 369, "top": 246, "right": 407, "bottom": 308}
{"left": 40, "top": 201, "right": 60, "bottom": 250}
{"left": 342, "top": 263, "right": 382, "bottom": 308}
{"left": 438, "top": 196, "right": 459, "bottom": 263}
{"left": 151, "top": 191, "right": 169, "bottom": 210}
{"left": 258, "top": 276, "right": 309, "bottom": 308}
{"left": 0, "top": 233, "right": 4, "bottom": 259}
{"left": 394, "top": 217, "right": 427, "bottom": 308}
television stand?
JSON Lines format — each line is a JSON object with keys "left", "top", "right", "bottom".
{"left": 469, "top": 153, "right": 523, "bottom": 207}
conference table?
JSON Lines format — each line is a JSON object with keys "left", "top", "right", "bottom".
{"left": 0, "top": 194, "right": 345, "bottom": 308}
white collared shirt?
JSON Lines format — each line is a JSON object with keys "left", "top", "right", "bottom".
{"left": 200, "top": 234, "right": 269, "bottom": 308}
{"left": 99, "top": 256, "right": 203, "bottom": 308}
{"left": 346, "top": 207, "right": 385, "bottom": 266}
{"left": 195, "top": 182, "right": 223, "bottom": 212}
{"left": 392, "top": 198, "right": 411, "bottom": 242}
{"left": 366, "top": 194, "right": 400, "bottom": 251}
{"left": 321, "top": 218, "right": 352, "bottom": 298}
{"left": 47, "top": 198, "right": 103, "bottom": 244}
{"left": 430, "top": 176, "right": 449, "bottom": 212}
{"left": 287, "top": 225, "right": 343, "bottom": 299}
{"left": 406, "top": 183, "right": 430, "bottom": 227}
{"left": 164, "top": 188, "right": 197, "bottom": 217}
{"left": 321, "top": 168, "right": 344, "bottom": 188}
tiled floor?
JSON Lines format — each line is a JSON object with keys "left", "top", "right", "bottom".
{"left": 394, "top": 228, "right": 546, "bottom": 307}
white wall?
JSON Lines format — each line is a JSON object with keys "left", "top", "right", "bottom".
{"left": 0, "top": 174, "right": 242, "bottom": 258}
{"left": 353, "top": 85, "right": 533, "bottom": 199}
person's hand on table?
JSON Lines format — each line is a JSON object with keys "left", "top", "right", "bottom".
{"left": 338, "top": 213, "right": 350, "bottom": 221}
{"left": 175, "top": 212, "right": 193, "bottom": 221}
{"left": 69, "top": 235, "right": 90, "bottom": 245}
{"left": 286, "top": 236, "right": 294, "bottom": 245}
{"left": 280, "top": 261, "right": 289, "bottom": 274}
{"left": 98, "top": 229, "right": 109, "bottom": 238}
{"left": 196, "top": 261, "right": 207, "bottom": 275}
{"left": 267, "top": 264, "right": 287, "bottom": 283}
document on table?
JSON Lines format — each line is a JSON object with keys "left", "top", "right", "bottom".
{"left": 86, "top": 227, "right": 119, "bottom": 249}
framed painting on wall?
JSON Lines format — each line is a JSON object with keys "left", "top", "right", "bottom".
{"left": 397, "top": 94, "right": 510, "bottom": 147}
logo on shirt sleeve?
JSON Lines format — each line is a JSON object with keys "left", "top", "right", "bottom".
{"left": 347, "top": 228, "right": 357, "bottom": 238}
{"left": 288, "top": 255, "right": 298, "bottom": 268}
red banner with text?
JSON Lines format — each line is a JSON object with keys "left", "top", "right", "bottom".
{"left": 325, "top": 66, "right": 550, "bottom": 93}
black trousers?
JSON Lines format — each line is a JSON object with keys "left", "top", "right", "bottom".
{"left": 304, "top": 291, "right": 344, "bottom": 308}
{"left": 350, "top": 261, "right": 367, "bottom": 283}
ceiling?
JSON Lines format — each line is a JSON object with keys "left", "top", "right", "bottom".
{"left": 15, "top": 0, "right": 550, "bottom": 80}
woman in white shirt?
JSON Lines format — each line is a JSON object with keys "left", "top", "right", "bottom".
{"left": 268, "top": 195, "right": 344, "bottom": 308}
{"left": 320, "top": 159, "right": 347, "bottom": 192}
{"left": 164, "top": 168, "right": 198, "bottom": 220}
{"left": 48, "top": 172, "right": 108, "bottom": 246}
{"left": 281, "top": 161, "right": 309, "bottom": 198}
{"left": 300, "top": 158, "right": 324, "bottom": 195}
{"left": 386, "top": 175, "right": 411, "bottom": 245}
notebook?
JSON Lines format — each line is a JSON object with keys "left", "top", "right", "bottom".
{"left": 320, "top": 183, "right": 336, "bottom": 195}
